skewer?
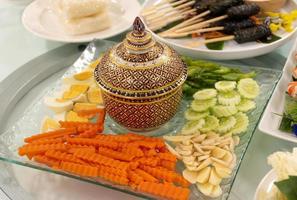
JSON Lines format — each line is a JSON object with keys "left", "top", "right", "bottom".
{"left": 175, "top": 15, "right": 228, "bottom": 33}
{"left": 142, "top": 0, "right": 190, "bottom": 17}
{"left": 146, "top": 2, "right": 194, "bottom": 24}
{"left": 187, "top": 35, "right": 235, "bottom": 48}
{"left": 161, "top": 26, "right": 224, "bottom": 38}
{"left": 158, "top": 10, "right": 211, "bottom": 35}
{"left": 186, "top": 25, "right": 271, "bottom": 47}
{"left": 148, "top": 8, "right": 197, "bottom": 31}
{"left": 142, "top": 0, "right": 175, "bottom": 15}
{"left": 174, "top": 4, "right": 260, "bottom": 33}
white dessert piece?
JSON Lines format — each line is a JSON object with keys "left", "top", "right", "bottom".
{"left": 52, "top": 0, "right": 108, "bottom": 20}
{"left": 62, "top": 11, "right": 111, "bottom": 35}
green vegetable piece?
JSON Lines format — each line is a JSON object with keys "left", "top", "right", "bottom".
{"left": 279, "top": 116, "right": 293, "bottom": 133}
{"left": 275, "top": 176, "right": 297, "bottom": 200}
{"left": 206, "top": 41, "right": 225, "bottom": 50}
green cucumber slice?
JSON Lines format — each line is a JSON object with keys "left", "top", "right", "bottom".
{"left": 185, "top": 109, "right": 210, "bottom": 121}
{"left": 237, "top": 78, "right": 260, "bottom": 99}
{"left": 191, "top": 98, "right": 217, "bottom": 112}
{"left": 217, "top": 116, "right": 236, "bottom": 134}
{"left": 215, "top": 81, "right": 236, "bottom": 92}
{"left": 217, "top": 91, "right": 241, "bottom": 106}
{"left": 199, "top": 115, "right": 219, "bottom": 132}
{"left": 193, "top": 89, "right": 217, "bottom": 100}
{"left": 230, "top": 112, "right": 249, "bottom": 135}
{"left": 211, "top": 105, "right": 238, "bottom": 117}
{"left": 236, "top": 99, "right": 256, "bottom": 112}
{"left": 181, "top": 119, "right": 205, "bottom": 135}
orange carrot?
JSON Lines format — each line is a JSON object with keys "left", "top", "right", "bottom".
{"left": 18, "top": 143, "right": 68, "bottom": 156}
{"left": 121, "top": 147, "right": 144, "bottom": 157}
{"left": 31, "top": 138, "right": 65, "bottom": 145}
{"left": 127, "top": 170, "right": 143, "bottom": 185}
{"left": 73, "top": 150, "right": 129, "bottom": 170}
{"left": 98, "top": 147, "right": 134, "bottom": 162}
{"left": 67, "top": 138, "right": 118, "bottom": 149}
{"left": 144, "top": 149, "right": 157, "bottom": 157}
{"left": 157, "top": 153, "right": 177, "bottom": 162}
{"left": 134, "top": 169, "right": 158, "bottom": 183}
{"left": 77, "top": 129, "right": 98, "bottom": 138}
{"left": 98, "top": 170, "right": 129, "bottom": 186}
{"left": 45, "top": 150, "right": 85, "bottom": 164}
{"left": 24, "top": 128, "right": 76, "bottom": 143}
{"left": 60, "top": 161, "right": 98, "bottom": 177}
{"left": 34, "top": 155, "right": 60, "bottom": 167}
{"left": 136, "top": 157, "right": 160, "bottom": 167}
{"left": 68, "top": 146, "right": 96, "bottom": 154}
{"left": 140, "top": 165, "right": 175, "bottom": 182}
{"left": 97, "top": 165, "right": 127, "bottom": 177}
{"left": 160, "top": 160, "right": 176, "bottom": 171}
{"left": 77, "top": 108, "right": 105, "bottom": 117}
{"left": 137, "top": 181, "right": 190, "bottom": 200}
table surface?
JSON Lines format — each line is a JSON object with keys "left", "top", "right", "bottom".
{"left": 0, "top": 0, "right": 296, "bottom": 200}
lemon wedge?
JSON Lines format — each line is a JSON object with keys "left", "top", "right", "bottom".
{"left": 41, "top": 116, "right": 61, "bottom": 132}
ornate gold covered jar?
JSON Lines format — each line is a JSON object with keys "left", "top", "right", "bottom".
{"left": 94, "top": 17, "right": 187, "bottom": 131}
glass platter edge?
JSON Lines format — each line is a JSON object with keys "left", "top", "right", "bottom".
{"left": 0, "top": 40, "right": 282, "bottom": 200}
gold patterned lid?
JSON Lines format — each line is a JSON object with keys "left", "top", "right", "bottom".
{"left": 94, "top": 17, "right": 187, "bottom": 99}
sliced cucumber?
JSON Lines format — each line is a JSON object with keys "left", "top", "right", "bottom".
{"left": 237, "top": 78, "right": 260, "bottom": 99}
{"left": 216, "top": 116, "right": 236, "bottom": 134}
{"left": 185, "top": 109, "right": 210, "bottom": 121}
{"left": 200, "top": 115, "right": 219, "bottom": 132}
{"left": 237, "top": 99, "right": 256, "bottom": 112}
{"left": 215, "top": 81, "right": 236, "bottom": 92}
{"left": 211, "top": 105, "right": 238, "bottom": 117}
{"left": 181, "top": 119, "right": 205, "bottom": 135}
{"left": 191, "top": 98, "right": 217, "bottom": 112}
{"left": 217, "top": 91, "right": 241, "bottom": 106}
{"left": 230, "top": 112, "right": 249, "bottom": 135}
{"left": 193, "top": 89, "right": 217, "bottom": 100}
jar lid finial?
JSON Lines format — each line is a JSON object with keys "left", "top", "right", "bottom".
{"left": 133, "top": 17, "right": 145, "bottom": 36}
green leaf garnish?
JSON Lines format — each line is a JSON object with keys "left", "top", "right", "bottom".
{"left": 206, "top": 41, "right": 225, "bottom": 50}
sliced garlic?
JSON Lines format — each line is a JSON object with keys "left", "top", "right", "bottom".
{"left": 196, "top": 182, "right": 214, "bottom": 196}
{"left": 192, "top": 134, "right": 207, "bottom": 143}
{"left": 183, "top": 169, "right": 198, "bottom": 184}
{"left": 165, "top": 142, "right": 182, "bottom": 159}
{"left": 212, "top": 147, "right": 227, "bottom": 159}
{"left": 209, "top": 185, "right": 223, "bottom": 198}
{"left": 196, "top": 158, "right": 212, "bottom": 171}
{"left": 208, "top": 167, "right": 222, "bottom": 185}
{"left": 196, "top": 166, "right": 211, "bottom": 184}
{"left": 197, "top": 154, "right": 210, "bottom": 162}
{"left": 163, "top": 135, "right": 194, "bottom": 142}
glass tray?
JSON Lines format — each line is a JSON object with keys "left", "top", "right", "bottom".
{"left": 0, "top": 40, "right": 281, "bottom": 200}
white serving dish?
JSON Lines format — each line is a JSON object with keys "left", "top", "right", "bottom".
{"left": 142, "top": 0, "right": 297, "bottom": 60}
{"left": 254, "top": 170, "right": 277, "bottom": 200}
{"left": 22, "top": 0, "right": 141, "bottom": 43}
{"left": 259, "top": 37, "right": 297, "bottom": 143}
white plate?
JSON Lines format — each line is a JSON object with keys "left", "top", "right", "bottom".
{"left": 258, "top": 37, "right": 297, "bottom": 143}
{"left": 254, "top": 170, "right": 277, "bottom": 200}
{"left": 22, "top": 0, "right": 141, "bottom": 43}
{"left": 142, "top": 0, "right": 297, "bottom": 60}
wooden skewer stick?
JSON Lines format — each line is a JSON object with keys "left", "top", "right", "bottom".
{"left": 158, "top": 10, "right": 211, "bottom": 35}
{"left": 146, "top": 1, "right": 194, "bottom": 24}
{"left": 161, "top": 26, "right": 225, "bottom": 38}
{"left": 142, "top": 0, "right": 189, "bottom": 17}
{"left": 145, "top": 1, "right": 193, "bottom": 23}
{"left": 175, "top": 15, "right": 228, "bottom": 33}
{"left": 148, "top": 8, "right": 196, "bottom": 30}
{"left": 159, "top": 18, "right": 205, "bottom": 37}
{"left": 141, "top": 0, "right": 173, "bottom": 15}
{"left": 186, "top": 35, "right": 234, "bottom": 48}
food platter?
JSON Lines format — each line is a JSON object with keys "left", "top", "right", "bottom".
{"left": 141, "top": 0, "right": 297, "bottom": 60}
{"left": 0, "top": 37, "right": 281, "bottom": 200}
{"left": 259, "top": 38, "right": 297, "bottom": 143}
{"left": 22, "top": 0, "right": 141, "bottom": 43}
{"left": 254, "top": 170, "right": 276, "bottom": 200}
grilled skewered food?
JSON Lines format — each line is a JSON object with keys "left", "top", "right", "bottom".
{"left": 227, "top": 4, "right": 260, "bottom": 19}
{"left": 220, "top": 19, "right": 255, "bottom": 34}
{"left": 234, "top": 25, "right": 271, "bottom": 43}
